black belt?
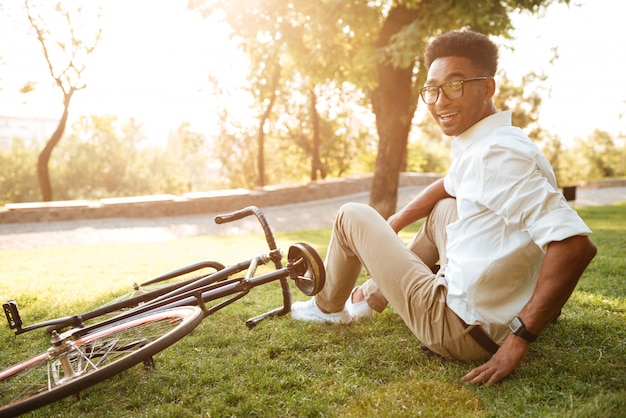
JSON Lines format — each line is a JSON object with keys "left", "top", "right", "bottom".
{"left": 458, "top": 316, "right": 499, "bottom": 355}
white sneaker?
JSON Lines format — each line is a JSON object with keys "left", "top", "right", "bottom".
{"left": 291, "top": 297, "right": 352, "bottom": 324}
{"left": 345, "top": 287, "right": 373, "bottom": 321}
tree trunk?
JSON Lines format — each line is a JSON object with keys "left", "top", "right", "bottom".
{"left": 37, "top": 89, "right": 74, "bottom": 201}
{"left": 310, "top": 89, "right": 322, "bottom": 181}
{"left": 256, "top": 119, "right": 266, "bottom": 188}
{"left": 256, "top": 63, "right": 281, "bottom": 188}
{"left": 256, "top": 91, "right": 277, "bottom": 188}
{"left": 369, "top": 6, "right": 417, "bottom": 218}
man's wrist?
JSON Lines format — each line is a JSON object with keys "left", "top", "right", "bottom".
{"left": 508, "top": 316, "right": 538, "bottom": 343}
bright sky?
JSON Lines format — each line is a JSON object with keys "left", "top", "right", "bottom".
{"left": 0, "top": 0, "right": 624, "bottom": 146}
{"left": 502, "top": 0, "right": 625, "bottom": 141}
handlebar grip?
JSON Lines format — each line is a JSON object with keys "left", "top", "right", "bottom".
{"left": 214, "top": 206, "right": 258, "bottom": 224}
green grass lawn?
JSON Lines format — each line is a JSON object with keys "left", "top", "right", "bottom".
{"left": 0, "top": 204, "right": 624, "bottom": 417}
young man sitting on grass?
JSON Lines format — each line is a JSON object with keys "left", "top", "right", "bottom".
{"left": 291, "top": 29, "right": 597, "bottom": 386}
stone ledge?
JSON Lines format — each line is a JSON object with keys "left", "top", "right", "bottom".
{"left": 6, "top": 173, "right": 617, "bottom": 224}
{"left": 0, "top": 173, "right": 440, "bottom": 224}
{"left": 5, "top": 200, "right": 91, "bottom": 211}
{"left": 577, "top": 178, "right": 626, "bottom": 189}
{"left": 100, "top": 194, "right": 177, "bottom": 206}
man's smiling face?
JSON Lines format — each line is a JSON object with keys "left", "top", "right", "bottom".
{"left": 425, "top": 56, "right": 496, "bottom": 137}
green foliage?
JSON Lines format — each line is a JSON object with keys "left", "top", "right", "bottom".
{"left": 166, "top": 122, "right": 219, "bottom": 191}
{"left": 212, "top": 123, "right": 260, "bottom": 189}
{"left": 0, "top": 138, "right": 40, "bottom": 203}
{"left": 210, "top": 77, "right": 379, "bottom": 188}
{"left": 195, "top": 0, "right": 385, "bottom": 187}
{"left": 0, "top": 203, "right": 623, "bottom": 416}
{"left": 406, "top": 138, "right": 451, "bottom": 173}
{"left": 271, "top": 80, "right": 377, "bottom": 181}
{"left": 550, "top": 130, "right": 626, "bottom": 186}
{"left": 190, "top": 0, "right": 574, "bottom": 198}
{"left": 573, "top": 130, "right": 623, "bottom": 179}
{"left": 495, "top": 69, "right": 549, "bottom": 136}
{"left": 0, "top": 115, "right": 226, "bottom": 205}
{"left": 192, "top": 0, "right": 382, "bottom": 89}
{"left": 52, "top": 115, "right": 143, "bottom": 199}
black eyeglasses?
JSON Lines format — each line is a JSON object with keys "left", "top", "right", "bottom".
{"left": 419, "top": 77, "right": 488, "bottom": 105}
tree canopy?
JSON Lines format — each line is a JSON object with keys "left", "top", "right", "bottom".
{"left": 190, "top": 0, "right": 570, "bottom": 217}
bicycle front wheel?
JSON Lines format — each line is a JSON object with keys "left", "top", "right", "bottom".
{"left": 0, "top": 306, "right": 203, "bottom": 417}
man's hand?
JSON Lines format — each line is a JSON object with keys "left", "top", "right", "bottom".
{"left": 387, "top": 178, "right": 450, "bottom": 233}
{"left": 462, "top": 333, "right": 530, "bottom": 386}
{"left": 463, "top": 235, "right": 596, "bottom": 386}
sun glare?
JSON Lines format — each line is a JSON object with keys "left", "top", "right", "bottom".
{"left": 0, "top": 0, "right": 624, "bottom": 148}
{"left": 1, "top": 0, "right": 249, "bottom": 146}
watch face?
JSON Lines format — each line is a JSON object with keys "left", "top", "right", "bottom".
{"left": 509, "top": 316, "right": 523, "bottom": 333}
{"left": 509, "top": 316, "right": 537, "bottom": 342}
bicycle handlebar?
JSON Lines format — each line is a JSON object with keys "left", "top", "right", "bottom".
{"left": 3, "top": 206, "right": 293, "bottom": 335}
{"left": 214, "top": 206, "right": 260, "bottom": 224}
{"left": 215, "top": 206, "right": 280, "bottom": 268}
{"left": 215, "top": 205, "right": 291, "bottom": 327}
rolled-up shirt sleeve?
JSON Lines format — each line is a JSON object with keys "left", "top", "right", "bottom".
{"left": 478, "top": 140, "right": 592, "bottom": 252}
{"left": 443, "top": 174, "right": 456, "bottom": 197}
{"left": 527, "top": 207, "right": 592, "bottom": 251}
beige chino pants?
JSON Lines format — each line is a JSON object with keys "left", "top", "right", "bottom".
{"left": 315, "top": 199, "right": 491, "bottom": 361}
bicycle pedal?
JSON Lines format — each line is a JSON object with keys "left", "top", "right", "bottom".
{"left": 3, "top": 300, "right": 23, "bottom": 331}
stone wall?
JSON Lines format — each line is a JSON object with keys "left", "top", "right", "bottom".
{"left": 3, "top": 174, "right": 623, "bottom": 224}
{"left": 0, "top": 173, "right": 441, "bottom": 224}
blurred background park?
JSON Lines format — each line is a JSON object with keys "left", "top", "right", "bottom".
{"left": 0, "top": 3, "right": 625, "bottom": 415}
{"left": 0, "top": 0, "right": 624, "bottom": 215}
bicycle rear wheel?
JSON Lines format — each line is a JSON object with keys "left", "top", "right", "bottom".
{"left": 0, "top": 306, "right": 203, "bottom": 417}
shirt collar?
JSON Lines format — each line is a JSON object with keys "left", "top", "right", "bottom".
{"left": 452, "top": 111, "right": 512, "bottom": 151}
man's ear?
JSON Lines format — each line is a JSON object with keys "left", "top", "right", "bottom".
{"left": 485, "top": 77, "right": 496, "bottom": 99}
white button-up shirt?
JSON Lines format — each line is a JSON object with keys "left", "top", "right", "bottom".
{"left": 443, "top": 111, "right": 592, "bottom": 343}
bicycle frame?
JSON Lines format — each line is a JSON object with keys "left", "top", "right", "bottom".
{"left": 3, "top": 205, "right": 325, "bottom": 337}
{"left": 1, "top": 205, "right": 325, "bottom": 417}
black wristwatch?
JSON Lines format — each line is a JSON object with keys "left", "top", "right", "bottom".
{"left": 508, "top": 316, "right": 538, "bottom": 343}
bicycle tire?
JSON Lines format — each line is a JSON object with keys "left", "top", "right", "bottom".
{"left": 0, "top": 306, "right": 203, "bottom": 417}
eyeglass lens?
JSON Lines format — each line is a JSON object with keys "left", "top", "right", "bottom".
{"left": 420, "top": 77, "right": 487, "bottom": 105}
{"left": 421, "top": 81, "right": 463, "bottom": 104}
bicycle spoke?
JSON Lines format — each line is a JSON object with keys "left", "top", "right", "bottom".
{"left": 0, "top": 307, "right": 201, "bottom": 415}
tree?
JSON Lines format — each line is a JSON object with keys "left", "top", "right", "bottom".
{"left": 52, "top": 115, "right": 221, "bottom": 199}
{"left": 368, "top": 4, "right": 420, "bottom": 217}
{"left": 254, "top": 60, "right": 282, "bottom": 187}
{"left": 53, "top": 115, "right": 146, "bottom": 199}
{"left": 576, "top": 130, "right": 621, "bottom": 180}
{"left": 166, "top": 122, "right": 214, "bottom": 191}
{"left": 367, "top": 0, "right": 572, "bottom": 217}
{"left": 192, "top": 0, "right": 571, "bottom": 217}
{"left": 195, "top": 1, "right": 287, "bottom": 188}
{"left": 24, "top": 0, "right": 102, "bottom": 201}
{"left": 274, "top": 79, "right": 375, "bottom": 182}
{"left": 191, "top": 0, "right": 381, "bottom": 187}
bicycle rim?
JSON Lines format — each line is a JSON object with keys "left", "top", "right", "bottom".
{"left": 0, "top": 306, "right": 203, "bottom": 417}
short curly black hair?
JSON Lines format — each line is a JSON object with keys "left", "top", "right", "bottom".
{"left": 424, "top": 30, "right": 498, "bottom": 76}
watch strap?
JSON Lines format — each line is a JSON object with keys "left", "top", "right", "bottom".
{"left": 510, "top": 316, "right": 538, "bottom": 343}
